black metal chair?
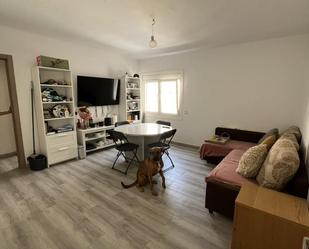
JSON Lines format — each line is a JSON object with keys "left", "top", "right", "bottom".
{"left": 109, "top": 130, "right": 139, "bottom": 175}
{"left": 148, "top": 129, "right": 177, "bottom": 172}
{"left": 156, "top": 120, "right": 171, "bottom": 126}
{"left": 115, "top": 121, "right": 130, "bottom": 127}
{"left": 106, "top": 121, "right": 130, "bottom": 140}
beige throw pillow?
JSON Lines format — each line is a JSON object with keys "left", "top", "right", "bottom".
{"left": 280, "top": 133, "right": 299, "bottom": 151}
{"left": 236, "top": 144, "right": 268, "bottom": 178}
{"left": 258, "top": 128, "right": 279, "bottom": 144}
{"left": 281, "top": 126, "right": 302, "bottom": 142}
{"left": 261, "top": 135, "right": 277, "bottom": 150}
{"left": 256, "top": 138, "right": 300, "bottom": 190}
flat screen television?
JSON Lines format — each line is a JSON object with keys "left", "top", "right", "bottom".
{"left": 77, "top": 75, "right": 120, "bottom": 106}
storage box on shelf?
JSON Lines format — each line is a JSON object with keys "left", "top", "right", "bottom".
{"left": 77, "top": 126, "right": 115, "bottom": 157}
{"left": 119, "top": 75, "right": 142, "bottom": 124}
{"left": 32, "top": 66, "right": 78, "bottom": 167}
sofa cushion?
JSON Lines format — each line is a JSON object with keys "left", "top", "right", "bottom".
{"left": 261, "top": 134, "right": 277, "bottom": 150}
{"left": 200, "top": 140, "right": 256, "bottom": 159}
{"left": 281, "top": 126, "right": 302, "bottom": 142}
{"left": 279, "top": 132, "right": 299, "bottom": 151}
{"left": 258, "top": 128, "right": 279, "bottom": 144}
{"left": 236, "top": 144, "right": 268, "bottom": 178}
{"left": 206, "top": 149, "right": 253, "bottom": 187}
{"left": 256, "top": 138, "right": 300, "bottom": 190}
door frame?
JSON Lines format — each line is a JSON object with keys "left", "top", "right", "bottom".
{"left": 0, "top": 54, "right": 26, "bottom": 168}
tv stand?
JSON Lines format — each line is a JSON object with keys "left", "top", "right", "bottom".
{"left": 77, "top": 125, "right": 114, "bottom": 157}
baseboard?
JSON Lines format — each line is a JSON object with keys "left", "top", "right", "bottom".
{"left": 171, "top": 141, "right": 200, "bottom": 150}
{"left": 0, "top": 152, "right": 17, "bottom": 159}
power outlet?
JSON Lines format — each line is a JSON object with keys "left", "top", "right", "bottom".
{"left": 303, "top": 237, "right": 309, "bottom": 249}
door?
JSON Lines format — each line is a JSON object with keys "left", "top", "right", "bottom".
{"left": 0, "top": 54, "right": 25, "bottom": 168}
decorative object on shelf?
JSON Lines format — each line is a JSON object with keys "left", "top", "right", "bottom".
{"left": 46, "top": 124, "right": 74, "bottom": 134}
{"left": 78, "top": 107, "right": 92, "bottom": 129}
{"left": 127, "top": 92, "right": 133, "bottom": 100}
{"left": 128, "top": 101, "right": 138, "bottom": 111}
{"left": 41, "top": 79, "right": 69, "bottom": 86}
{"left": 43, "top": 109, "right": 53, "bottom": 119}
{"left": 77, "top": 119, "right": 81, "bottom": 129}
{"left": 133, "top": 74, "right": 139, "bottom": 78}
{"left": 41, "top": 88, "right": 66, "bottom": 102}
{"left": 127, "top": 112, "right": 139, "bottom": 122}
{"left": 56, "top": 124, "right": 73, "bottom": 133}
{"left": 46, "top": 124, "right": 56, "bottom": 135}
{"left": 127, "top": 82, "right": 138, "bottom": 88}
{"left": 36, "top": 55, "right": 70, "bottom": 69}
{"left": 89, "top": 118, "right": 95, "bottom": 128}
{"left": 104, "top": 117, "right": 112, "bottom": 126}
{"left": 149, "top": 17, "right": 157, "bottom": 48}
{"left": 64, "top": 107, "right": 70, "bottom": 118}
{"left": 52, "top": 104, "right": 70, "bottom": 118}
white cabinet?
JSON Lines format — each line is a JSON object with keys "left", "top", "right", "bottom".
{"left": 32, "top": 66, "right": 78, "bottom": 167}
{"left": 77, "top": 126, "right": 115, "bottom": 157}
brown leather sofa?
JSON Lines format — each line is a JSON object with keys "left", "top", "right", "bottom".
{"left": 203, "top": 127, "right": 309, "bottom": 218}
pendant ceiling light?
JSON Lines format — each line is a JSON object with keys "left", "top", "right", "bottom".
{"left": 149, "top": 18, "right": 157, "bottom": 48}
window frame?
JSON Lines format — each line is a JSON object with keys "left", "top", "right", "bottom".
{"left": 142, "top": 71, "right": 183, "bottom": 119}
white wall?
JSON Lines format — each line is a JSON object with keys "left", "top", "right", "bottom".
{"left": 2, "top": 23, "right": 309, "bottom": 157}
{"left": 0, "top": 25, "right": 137, "bottom": 157}
{"left": 139, "top": 34, "right": 309, "bottom": 146}
{"left": 300, "top": 63, "right": 309, "bottom": 163}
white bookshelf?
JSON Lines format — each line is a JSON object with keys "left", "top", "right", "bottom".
{"left": 32, "top": 66, "right": 78, "bottom": 167}
{"left": 119, "top": 75, "right": 143, "bottom": 123}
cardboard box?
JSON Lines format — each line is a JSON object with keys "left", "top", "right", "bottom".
{"left": 36, "top": 55, "right": 70, "bottom": 69}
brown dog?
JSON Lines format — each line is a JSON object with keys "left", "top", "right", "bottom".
{"left": 121, "top": 147, "right": 166, "bottom": 195}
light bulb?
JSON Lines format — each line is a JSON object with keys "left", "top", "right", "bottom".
{"left": 149, "top": 35, "right": 157, "bottom": 48}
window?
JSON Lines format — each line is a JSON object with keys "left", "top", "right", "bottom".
{"left": 144, "top": 72, "right": 182, "bottom": 116}
{"left": 145, "top": 81, "right": 158, "bottom": 112}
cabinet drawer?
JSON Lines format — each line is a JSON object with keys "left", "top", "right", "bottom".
{"left": 46, "top": 132, "right": 76, "bottom": 147}
{"left": 48, "top": 145, "right": 77, "bottom": 165}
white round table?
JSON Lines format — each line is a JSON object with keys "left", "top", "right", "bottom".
{"left": 114, "top": 123, "right": 172, "bottom": 160}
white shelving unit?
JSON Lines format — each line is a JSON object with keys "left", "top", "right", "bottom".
{"left": 77, "top": 126, "right": 115, "bottom": 156}
{"left": 32, "top": 66, "right": 78, "bottom": 167}
{"left": 119, "top": 75, "right": 143, "bottom": 123}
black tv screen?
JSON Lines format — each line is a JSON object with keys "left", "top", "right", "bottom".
{"left": 77, "top": 75, "right": 120, "bottom": 106}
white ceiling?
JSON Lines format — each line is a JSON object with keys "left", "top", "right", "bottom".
{"left": 0, "top": 0, "right": 309, "bottom": 57}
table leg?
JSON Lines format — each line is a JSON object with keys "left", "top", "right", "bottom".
{"left": 125, "top": 135, "right": 161, "bottom": 161}
{"left": 144, "top": 135, "right": 161, "bottom": 158}
{"left": 126, "top": 135, "right": 145, "bottom": 160}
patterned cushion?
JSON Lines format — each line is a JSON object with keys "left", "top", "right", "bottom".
{"left": 279, "top": 132, "right": 299, "bottom": 151}
{"left": 258, "top": 128, "right": 279, "bottom": 144}
{"left": 256, "top": 138, "right": 300, "bottom": 190}
{"left": 281, "top": 126, "right": 302, "bottom": 142}
{"left": 261, "top": 135, "right": 277, "bottom": 150}
{"left": 236, "top": 144, "right": 268, "bottom": 178}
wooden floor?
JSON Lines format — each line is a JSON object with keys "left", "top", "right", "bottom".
{"left": 0, "top": 146, "right": 232, "bottom": 249}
